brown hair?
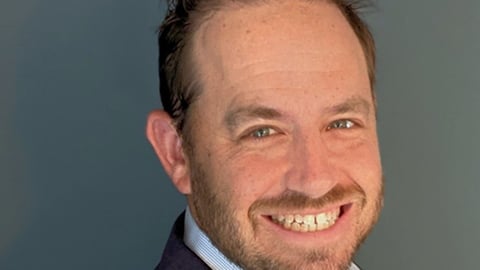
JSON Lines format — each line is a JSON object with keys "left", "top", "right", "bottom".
{"left": 158, "top": 0, "right": 376, "bottom": 133}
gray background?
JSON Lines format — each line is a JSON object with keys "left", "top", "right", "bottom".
{"left": 1, "top": 0, "right": 479, "bottom": 269}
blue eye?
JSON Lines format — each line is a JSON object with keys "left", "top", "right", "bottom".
{"left": 328, "top": 119, "right": 355, "bottom": 129}
{"left": 251, "top": 127, "right": 276, "bottom": 138}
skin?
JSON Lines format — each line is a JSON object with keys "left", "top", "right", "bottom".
{"left": 147, "top": 1, "right": 383, "bottom": 269}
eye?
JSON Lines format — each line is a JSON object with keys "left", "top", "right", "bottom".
{"left": 250, "top": 127, "right": 277, "bottom": 138}
{"left": 328, "top": 119, "right": 355, "bottom": 130}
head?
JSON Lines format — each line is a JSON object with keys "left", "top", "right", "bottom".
{"left": 147, "top": 0, "right": 383, "bottom": 269}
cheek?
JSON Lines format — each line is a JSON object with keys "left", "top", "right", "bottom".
{"left": 342, "top": 142, "right": 382, "bottom": 195}
{"left": 217, "top": 151, "right": 290, "bottom": 205}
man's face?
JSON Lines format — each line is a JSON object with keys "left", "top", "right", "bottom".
{"left": 184, "top": 1, "right": 383, "bottom": 269}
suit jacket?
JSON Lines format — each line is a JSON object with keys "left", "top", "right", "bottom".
{"left": 155, "top": 212, "right": 210, "bottom": 270}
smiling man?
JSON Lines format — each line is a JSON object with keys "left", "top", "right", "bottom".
{"left": 147, "top": 0, "right": 383, "bottom": 269}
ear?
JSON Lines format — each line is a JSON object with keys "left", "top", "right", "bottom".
{"left": 146, "top": 110, "right": 191, "bottom": 195}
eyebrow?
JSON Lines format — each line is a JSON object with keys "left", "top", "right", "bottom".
{"left": 224, "top": 96, "right": 372, "bottom": 131}
{"left": 224, "top": 105, "right": 284, "bottom": 131}
{"left": 325, "top": 96, "right": 371, "bottom": 117}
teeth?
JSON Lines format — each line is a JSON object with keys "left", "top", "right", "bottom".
{"left": 300, "top": 223, "right": 309, "bottom": 232}
{"left": 316, "top": 213, "right": 327, "bottom": 225}
{"left": 271, "top": 208, "right": 340, "bottom": 233}
{"left": 292, "top": 223, "right": 301, "bottom": 232}
{"left": 286, "top": 215, "right": 294, "bottom": 224}
{"left": 294, "top": 215, "right": 303, "bottom": 223}
{"left": 304, "top": 215, "right": 315, "bottom": 225}
{"left": 317, "top": 222, "right": 328, "bottom": 230}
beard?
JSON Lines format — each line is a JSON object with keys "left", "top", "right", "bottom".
{"left": 188, "top": 158, "right": 383, "bottom": 270}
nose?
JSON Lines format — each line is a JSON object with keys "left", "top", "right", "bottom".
{"left": 284, "top": 134, "right": 338, "bottom": 199}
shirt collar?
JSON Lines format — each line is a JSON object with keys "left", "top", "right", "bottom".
{"left": 183, "top": 207, "right": 361, "bottom": 270}
{"left": 184, "top": 207, "right": 242, "bottom": 269}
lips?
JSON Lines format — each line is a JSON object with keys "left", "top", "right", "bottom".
{"left": 270, "top": 208, "right": 341, "bottom": 232}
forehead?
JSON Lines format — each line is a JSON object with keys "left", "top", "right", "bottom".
{"left": 189, "top": 0, "right": 369, "bottom": 105}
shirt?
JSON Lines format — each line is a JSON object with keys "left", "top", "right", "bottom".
{"left": 183, "top": 207, "right": 360, "bottom": 270}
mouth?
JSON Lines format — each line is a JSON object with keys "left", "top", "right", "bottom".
{"left": 269, "top": 205, "right": 348, "bottom": 233}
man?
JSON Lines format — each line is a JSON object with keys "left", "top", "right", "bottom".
{"left": 147, "top": 0, "right": 383, "bottom": 269}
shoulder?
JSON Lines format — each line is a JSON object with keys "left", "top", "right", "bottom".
{"left": 155, "top": 212, "right": 211, "bottom": 270}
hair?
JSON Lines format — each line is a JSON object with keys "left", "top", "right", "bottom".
{"left": 158, "top": 0, "right": 376, "bottom": 134}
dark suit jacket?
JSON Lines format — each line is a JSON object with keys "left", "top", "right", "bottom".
{"left": 155, "top": 212, "right": 211, "bottom": 270}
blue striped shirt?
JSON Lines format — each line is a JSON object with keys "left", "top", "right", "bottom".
{"left": 183, "top": 207, "right": 360, "bottom": 270}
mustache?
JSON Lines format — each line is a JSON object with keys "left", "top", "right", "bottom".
{"left": 249, "top": 184, "right": 366, "bottom": 215}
